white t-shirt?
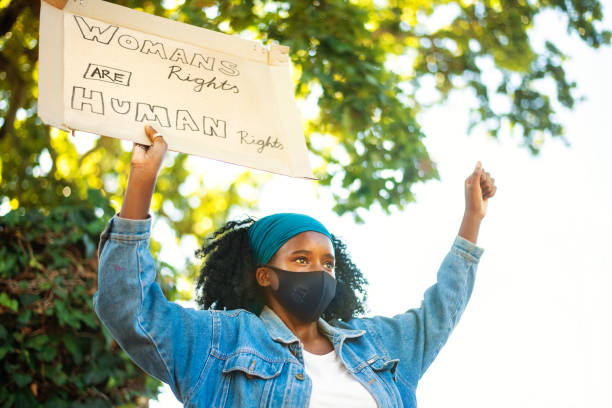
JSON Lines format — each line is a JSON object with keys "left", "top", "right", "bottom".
{"left": 302, "top": 348, "right": 378, "bottom": 408}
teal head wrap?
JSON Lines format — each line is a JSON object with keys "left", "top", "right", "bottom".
{"left": 248, "top": 213, "right": 332, "bottom": 265}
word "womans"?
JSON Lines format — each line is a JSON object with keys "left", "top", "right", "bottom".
{"left": 73, "top": 16, "right": 240, "bottom": 77}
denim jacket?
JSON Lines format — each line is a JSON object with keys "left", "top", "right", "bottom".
{"left": 94, "top": 213, "right": 484, "bottom": 408}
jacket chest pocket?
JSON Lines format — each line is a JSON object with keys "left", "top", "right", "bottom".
{"left": 214, "top": 353, "right": 284, "bottom": 408}
{"left": 365, "top": 355, "right": 402, "bottom": 407}
{"left": 368, "top": 355, "right": 399, "bottom": 376}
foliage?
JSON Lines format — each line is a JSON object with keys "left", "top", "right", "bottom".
{"left": 0, "top": 0, "right": 609, "bottom": 221}
{"left": 0, "top": 188, "right": 175, "bottom": 406}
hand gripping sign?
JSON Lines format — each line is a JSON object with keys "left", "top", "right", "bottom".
{"left": 38, "top": 0, "right": 314, "bottom": 178}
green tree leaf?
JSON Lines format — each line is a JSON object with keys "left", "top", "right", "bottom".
{"left": 0, "top": 292, "right": 18, "bottom": 312}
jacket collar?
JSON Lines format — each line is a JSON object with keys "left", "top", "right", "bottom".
{"left": 258, "top": 305, "right": 365, "bottom": 346}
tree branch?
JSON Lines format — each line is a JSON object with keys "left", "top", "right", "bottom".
{"left": 0, "top": 0, "right": 36, "bottom": 37}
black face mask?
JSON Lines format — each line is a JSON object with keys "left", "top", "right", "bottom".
{"left": 262, "top": 265, "right": 337, "bottom": 323}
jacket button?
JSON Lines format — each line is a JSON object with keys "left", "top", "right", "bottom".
{"left": 295, "top": 373, "right": 305, "bottom": 381}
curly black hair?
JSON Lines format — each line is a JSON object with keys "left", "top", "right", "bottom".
{"left": 194, "top": 217, "right": 368, "bottom": 322}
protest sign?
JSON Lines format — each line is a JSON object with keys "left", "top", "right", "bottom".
{"left": 38, "top": 0, "right": 314, "bottom": 178}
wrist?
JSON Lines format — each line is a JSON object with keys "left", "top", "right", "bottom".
{"left": 458, "top": 212, "right": 482, "bottom": 244}
{"left": 463, "top": 210, "right": 484, "bottom": 223}
{"left": 119, "top": 195, "right": 152, "bottom": 219}
{"left": 120, "top": 171, "right": 156, "bottom": 220}
{"left": 128, "top": 166, "right": 158, "bottom": 186}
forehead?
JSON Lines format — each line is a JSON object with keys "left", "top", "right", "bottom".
{"left": 275, "top": 231, "right": 334, "bottom": 254}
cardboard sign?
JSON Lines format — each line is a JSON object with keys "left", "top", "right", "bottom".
{"left": 38, "top": 0, "right": 314, "bottom": 178}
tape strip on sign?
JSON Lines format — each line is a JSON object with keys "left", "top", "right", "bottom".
{"left": 38, "top": 0, "right": 314, "bottom": 179}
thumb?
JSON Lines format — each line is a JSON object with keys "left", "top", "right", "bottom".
{"left": 471, "top": 161, "right": 483, "bottom": 185}
{"left": 467, "top": 161, "right": 483, "bottom": 200}
{"left": 144, "top": 125, "right": 168, "bottom": 153}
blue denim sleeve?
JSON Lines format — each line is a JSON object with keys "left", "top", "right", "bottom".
{"left": 93, "top": 213, "right": 212, "bottom": 403}
{"left": 360, "top": 235, "right": 483, "bottom": 389}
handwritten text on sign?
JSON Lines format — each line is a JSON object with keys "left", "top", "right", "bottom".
{"left": 67, "top": 15, "right": 286, "bottom": 155}
{"left": 39, "top": 0, "right": 313, "bottom": 177}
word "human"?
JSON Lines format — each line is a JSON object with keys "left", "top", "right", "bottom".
{"left": 71, "top": 86, "right": 227, "bottom": 137}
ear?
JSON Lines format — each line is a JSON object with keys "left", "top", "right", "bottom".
{"left": 256, "top": 266, "right": 280, "bottom": 290}
{"left": 256, "top": 266, "right": 272, "bottom": 288}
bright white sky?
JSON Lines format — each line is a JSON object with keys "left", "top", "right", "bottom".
{"left": 60, "top": 5, "right": 610, "bottom": 408}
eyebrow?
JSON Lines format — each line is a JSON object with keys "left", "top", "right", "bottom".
{"left": 290, "top": 249, "right": 335, "bottom": 259}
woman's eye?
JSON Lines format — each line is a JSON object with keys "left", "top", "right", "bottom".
{"left": 324, "top": 261, "right": 335, "bottom": 270}
{"left": 295, "top": 256, "right": 307, "bottom": 264}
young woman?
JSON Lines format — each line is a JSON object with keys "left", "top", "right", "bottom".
{"left": 95, "top": 125, "right": 497, "bottom": 408}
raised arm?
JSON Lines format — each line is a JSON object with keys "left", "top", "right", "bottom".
{"left": 94, "top": 126, "right": 212, "bottom": 403}
{"left": 118, "top": 125, "right": 167, "bottom": 220}
{"left": 351, "top": 161, "right": 496, "bottom": 388}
